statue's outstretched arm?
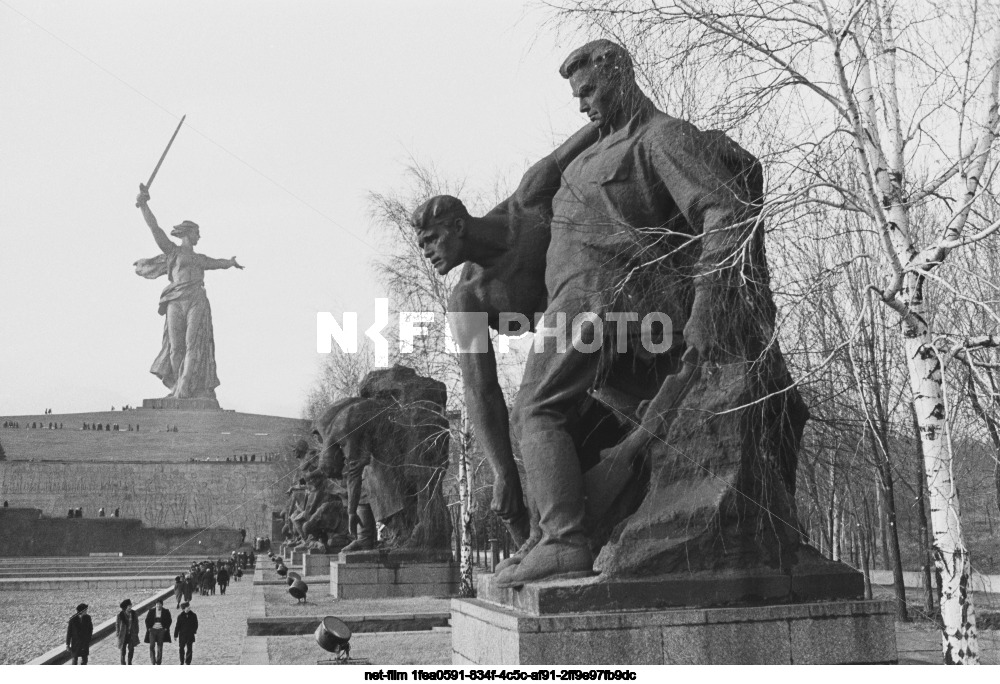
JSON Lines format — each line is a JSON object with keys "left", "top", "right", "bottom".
{"left": 135, "top": 184, "right": 175, "bottom": 254}
{"left": 510, "top": 123, "right": 599, "bottom": 209}
{"left": 450, "top": 288, "right": 526, "bottom": 528}
{"left": 200, "top": 255, "right": 244, "bottom": 270}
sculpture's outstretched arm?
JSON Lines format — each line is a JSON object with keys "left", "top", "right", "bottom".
{"left": 200, "top": 255, "right": 243, "bottom": 270}
{"left": 507, "top": 123, "right": 599, "bottom": 212}
{"left": 450, "top": 288, "right": 527, "bottom": 540}
{"left": 135, "top": 184, "right": 175, "bottom": 254}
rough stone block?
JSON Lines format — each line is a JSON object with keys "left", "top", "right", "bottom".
{"left": 301, "top": 553, "right": 335, "bottom": 577}
{"left": 789, "top": 606, "right": 897, "bottom": 664}
{"left": 330, "top": 558, "right": 459, "bottom": 599}
{"left": 477, "top": 558, "right": 863, "bottom": 616}
{"left": 451, "top": 598, "right": 897, "bottom": 665}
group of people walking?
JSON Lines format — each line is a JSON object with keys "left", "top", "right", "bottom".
{"left": 65, "top": 599, "right": 198, "bottom": 665}
{"left": 65, "top": 507, "right": 120, "bottom": 518}
{"left": 181, "top": 551, "right": 249, "bottom": 600}
{"left": 115, "top": 598, "right": 200, "bottom": 665}
{"left": 3, "top": 420, "right": 63, "bottom": 429}
{"left": 82, "top": 422, "right": 136, "bottom": 431}
{"left": 63, "top": 551, "right": 254, "bottom": 666}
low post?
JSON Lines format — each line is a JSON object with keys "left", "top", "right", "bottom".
{"left": 489, "top": 538, "right": 500, "bottom": 572}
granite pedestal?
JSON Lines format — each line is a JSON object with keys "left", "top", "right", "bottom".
{"left": 452, "top": 564, "right": 898, "bottom": 665}
{"left": 330, "top": 549, "right": 459, "bottom": 599}
{"left": 302, "top": 552, "right": 336, "bottom": 577}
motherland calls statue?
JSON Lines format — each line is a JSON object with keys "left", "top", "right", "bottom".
{"left": 414, "top": 40, "right": 809, "bottom": 589}
{"left": 134, "top": 184, "right": 243, "bottom": 405}
{"left": 311, "top": 365, "right": 452, "bottom": 555}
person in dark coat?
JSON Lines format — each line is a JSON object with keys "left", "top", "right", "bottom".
{"left": 183, "top": 573, "right": 195, "bottom": 602}
{"left": 143, "top": 598, "right": 172, "bottom": 664}
{"left": 217, "top": 566, "right": 230, "bottom": 595}
{"left": 66, "top": 603, "right": 93, "bottom": 665}
{"left": 115, "top": 599, "right": 140, "bottom": 664}
{"left": 174, "top": 575, "right": 185, "bottom": 609}
{"left": 173, "top": 602, "right": 198, "bottom": 665}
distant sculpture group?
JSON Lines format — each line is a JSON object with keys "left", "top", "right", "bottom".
{"left": 280, "top": 365, "right": 452, "bottom": 556}
{"left": 412, "top": 40, "right": 807, "bottom": 587}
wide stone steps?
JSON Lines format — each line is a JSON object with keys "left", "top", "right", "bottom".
{"left": 0, "top": 555, "right": 217, "bottom": 578}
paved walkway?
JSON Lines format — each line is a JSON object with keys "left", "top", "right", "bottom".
{"left": 85, "top": 575, "right": 254, "bottom": 666}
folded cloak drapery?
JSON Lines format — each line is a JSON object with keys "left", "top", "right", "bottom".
{"left": 133, "top": 253, "right": 220, "bottom": 395}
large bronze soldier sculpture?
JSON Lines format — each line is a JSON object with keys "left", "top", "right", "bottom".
{"left": 411, "top": 123, "right": 601, "bottom": 550}
{"left": 416, "top": 40, "right": 807, "bottom": 588}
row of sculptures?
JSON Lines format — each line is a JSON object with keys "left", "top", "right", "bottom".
{"left": 137, "top": 40, "right": 811, "bottom": 588}
{"left": 280, "top": 365, "right": 452, "bottom": 558}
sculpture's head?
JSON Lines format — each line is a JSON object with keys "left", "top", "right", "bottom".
{"left": 560, "top": 40, "right": 639, "bottom": 131}
{"left": 293, "top": 439, "right": 309, "bottom": 459}
{"left": 410, "top": 195, "right": 469, "bottom": 275}
{"left": 305, "top": 469, "right": 327, "bottom": 490}
{"left": 171, "top": 220, "right": 201, "bottom": 245}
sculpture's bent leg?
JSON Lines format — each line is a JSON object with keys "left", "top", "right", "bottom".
{"left": 175, "top": 294, "right": 219, "bottom": 399}
{"left": 164, "top": 300, "right": 188, "bottom": 396}
{"left": 401, "top": 465, "right": 452, "bottom": 551}
{"left": 341, "top": 504, "right": 376, "bottom": 552}
{"left": 495, "top": 430, "right": 592, "bottom": 588}
{"left": 497, "top": 332, "right": 597, "bottom": 587}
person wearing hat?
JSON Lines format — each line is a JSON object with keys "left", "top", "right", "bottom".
{"left": 174, "top": 574, "right": 185, "bottom": 609}
{"left": 134, "top": 184, "right": 244, "bottom": 401}
{"left": 66, "top": 603, "right": 93, "bottom": 665}
{"left": 143, "top": 598, "right": 172, "bottom": 664}
{"left": 173, "top": 602, "right": 199, "bottom": 665}
{"left": 115, "top": 598, "right": 140, "bottom": 664}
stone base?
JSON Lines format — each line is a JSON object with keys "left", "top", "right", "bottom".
{"left": 302, "top": 553, "right": 337, "bottom": 577}
{"left": 330, "top": 549, "right": 459, "bottom": 599}
{"left": 475, "top": 560, "right": 864, "bottom": 615}
{"left": 451, "top": 597, "right": 898, "bottom": 665}
{"left": 142, "top": 397, "right": 221, "bottom": 410}
{"left": 291, "top": 550, "right": 304, "bottom": 565}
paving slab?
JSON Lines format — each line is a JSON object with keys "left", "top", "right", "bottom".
{"left": 267, "top": 629, "right": 452, "bottom": 665}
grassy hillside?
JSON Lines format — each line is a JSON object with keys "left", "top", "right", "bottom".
{"left": 0, "top": 409, "right": 310, "bottom": 462}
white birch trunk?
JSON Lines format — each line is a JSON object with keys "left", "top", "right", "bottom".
{"left": 458, "top": 409, "right": 475, "bottom": 597}
{"left": 902, "top": 308, "right": 978, "bottom": 663}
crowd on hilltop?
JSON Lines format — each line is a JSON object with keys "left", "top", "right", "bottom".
{"left": 226, "top": 452, "right": 280, "bottom": 463}
{"left": 65, "top": 507, "right": 120, "bottom": 518}
{"left": 3, "top": 420, "right": 64, "bottom": 429}
{"left": 82, "top": 422, "right": 140, "bottom": 431}
{"left": 65, "top": 550, "right": 255, "bottom": 665}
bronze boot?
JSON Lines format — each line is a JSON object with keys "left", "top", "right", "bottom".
{"left": 494, "top": 430, "right": 592, "bottom": 588}
{"left": 495, "top": 495, "right": 540, "bottom": 573}
{"left": 340, "top": 503, "right": 375, "bottom": 552}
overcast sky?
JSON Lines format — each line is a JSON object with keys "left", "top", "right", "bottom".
{"left": 0, "top": 1, "right": 588, "bottom": 418}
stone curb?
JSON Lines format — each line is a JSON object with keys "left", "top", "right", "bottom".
{"left": 246, "top": 612, "right": 452, "bottom": 636}
{"left": 0, "top": 576, "right": 176, "bottom": 591}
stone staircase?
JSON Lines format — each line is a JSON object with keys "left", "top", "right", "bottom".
{"left": 0, "top": 555, "right": 206, "bottom": 579}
